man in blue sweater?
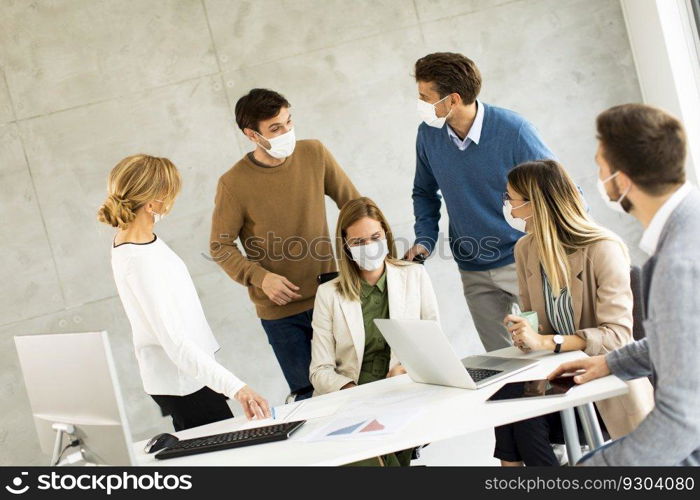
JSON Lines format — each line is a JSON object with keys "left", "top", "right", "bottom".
{"left": 405, "top": 52, "right": 555, "bottom": 352}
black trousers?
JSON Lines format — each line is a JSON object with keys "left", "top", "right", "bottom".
{"left": 151, "top": 386, "right": 233, "bottom": 432}
{"left": 495, "top": 413, "right": 560, "bottom": 465}
{"left": 494, "top": 411, "right": 594, "bottom": 465}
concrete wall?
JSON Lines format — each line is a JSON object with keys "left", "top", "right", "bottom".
{"left": 0, "top": 0, "right": 642, "bottom": 465}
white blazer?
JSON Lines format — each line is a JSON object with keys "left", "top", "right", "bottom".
{"left": 309, "top": 261, "right": 440, "bottom": 396}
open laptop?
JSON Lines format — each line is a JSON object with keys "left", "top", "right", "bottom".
{"left": 374, "top": 319, "right": 538, "bottom": 389}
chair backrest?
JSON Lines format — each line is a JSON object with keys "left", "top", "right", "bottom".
{"left": 317, "top": 272, "right": 339, "bottom": 285}
{"left": 413, "top": 254, "right": 427, "bottom": 264}
{"left": 630, "top": 265, "right": 645, "bottom": 341}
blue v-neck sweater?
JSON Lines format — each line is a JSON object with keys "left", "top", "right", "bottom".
{"left": 412, "top": 102, "right": 554, "bottom": 271}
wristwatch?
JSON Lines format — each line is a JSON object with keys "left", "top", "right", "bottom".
{"left": 552, "top": 335, "right": 564, "bottom": 353}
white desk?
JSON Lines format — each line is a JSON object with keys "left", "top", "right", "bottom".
{"left": 134, "top": 347, "right": 627, "bottom": 466}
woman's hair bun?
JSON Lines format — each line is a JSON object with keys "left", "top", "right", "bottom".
{"left": 97, "top": 154, "right": 181, "bottom": 230}
{"left": 97, "top": 194, "right": 136, "bottom": 229}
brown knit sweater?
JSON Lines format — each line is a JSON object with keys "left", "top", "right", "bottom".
{"left": 210, "top": 139, "right": 360, "bottom": 320}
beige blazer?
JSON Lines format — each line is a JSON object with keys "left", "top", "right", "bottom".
{"left": 514, "top": 234, "right": 654, "bottom": 438}
{"left": 309, "top": 261, "right": 439, "bottom": 396}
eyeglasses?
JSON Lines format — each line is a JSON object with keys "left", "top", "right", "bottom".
{"left": 502, "top": 192, "right": 529, "bottom": 204}
{"left": 501, "top": 191, "right": 530, "bottom": 208}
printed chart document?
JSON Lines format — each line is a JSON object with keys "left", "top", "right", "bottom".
{"left": 300, "top": 407, "right": 425, "bottom": 442}
{"left": 299, "top": 384, "right": 451, "bottom": 442}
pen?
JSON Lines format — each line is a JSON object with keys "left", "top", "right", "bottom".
{"left": 283, "top": 400, "right": 306, "bottom": 422}
{"left": 272, "top": 406, "right": 276, "bottom": 420}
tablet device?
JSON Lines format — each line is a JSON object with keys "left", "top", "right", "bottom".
{"left": 486, "top": 376, "right": 577, "bottom": 402}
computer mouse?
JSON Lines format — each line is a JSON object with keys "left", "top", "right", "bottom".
{"left": 144, "top": 433, "right": 179, "bottom": 454}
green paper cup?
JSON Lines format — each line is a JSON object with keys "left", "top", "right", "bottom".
{"left": 521, "top": 311, "right": 539, "bottom": 332}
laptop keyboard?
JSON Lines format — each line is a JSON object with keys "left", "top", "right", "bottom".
{"left": 466, "top": 367, "right": 503, "bottom": 382}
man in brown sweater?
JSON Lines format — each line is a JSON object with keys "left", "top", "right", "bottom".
{"left": 210, "top": 88, "right": 360, "bottom": 401}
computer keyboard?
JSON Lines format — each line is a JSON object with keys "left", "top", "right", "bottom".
{"left": 466, "top": 367, "right": 503, "bottom": 382}
{"left": 154, "top": 420, "right": 306, "bottom": 460}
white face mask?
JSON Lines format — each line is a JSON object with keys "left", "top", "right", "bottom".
{"left": 349, "top": 238, "right": 389, "bottom": 272}
{"left": 596, "top": 171, "right": 630, "bottom": 214}
{"left": 255, "top": 127, "right": 296, "bottom": 159}
{"left": 416, "top": 95, "right": 451, "bottom": 128}
{"left": 152, "top": 200, "right": 165, "bottom": 224}
{"left": 503, "top": 200, "right": 531, "bottom": 233}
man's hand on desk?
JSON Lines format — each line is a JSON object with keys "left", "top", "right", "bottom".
{"left": 234, "top": 386, "right": 271, "bottom": 420}
{"left": 262, "top": 272, "right": 302, "bottom": 306}
{"left": 387, "top": 364, "right": 407, "bottom": 378}
{"left": 547, "top": 355, "right": 611, "bottom": 384}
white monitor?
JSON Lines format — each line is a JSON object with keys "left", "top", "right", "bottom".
{"left": 14, "top": 331, "right": 135, "bottom": 465}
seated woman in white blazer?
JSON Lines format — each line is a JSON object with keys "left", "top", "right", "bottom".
{"left": 310, "top": 197, "right": 440, "bottom": 397}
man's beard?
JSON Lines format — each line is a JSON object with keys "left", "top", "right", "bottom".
{"left": 611, "top": 179, "right": 633, "bottom": 213}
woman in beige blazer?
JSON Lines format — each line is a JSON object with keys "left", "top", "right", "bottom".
{"left": 309, "top": 197, "right": 439, "bottom": 467}
{"left": 498, "top": 160, "right": 654, "bottom": 466}
{"left": 310, "top": 197, "right": 439, "bottom": 396}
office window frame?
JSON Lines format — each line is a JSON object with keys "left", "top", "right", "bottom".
{"left": 690, "top": 0, "right": 700, "bottom": 62}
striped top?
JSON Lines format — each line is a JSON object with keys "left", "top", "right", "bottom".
{"left": 541, "top": 267, "right": 575, "bottom": 335}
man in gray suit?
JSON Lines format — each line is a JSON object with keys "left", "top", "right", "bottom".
{"left": 549, "top": 103, "right": 699, "bottom": 466}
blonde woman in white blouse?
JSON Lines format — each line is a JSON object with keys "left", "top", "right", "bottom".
{"left": 98, "top": 154, "right": 269, "bottom": 431}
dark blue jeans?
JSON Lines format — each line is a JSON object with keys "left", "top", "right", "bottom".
{"left": 261, "top": 309, "right": 314, "bottom": 401}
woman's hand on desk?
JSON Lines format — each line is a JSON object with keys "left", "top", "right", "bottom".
{"left": 234, "top": 386, "right": 271, "bottom": 420}
{"left": 547, "top": 355, "right": 611, "bottom": 384}
{"left": 387, "top": 364, "right": 407, "bottom": 378}
{"left": 503, "top": 314, "right": 541, "bottom": 352}
{"left": 340, "top": 382, "right": 357, "bottom": 390}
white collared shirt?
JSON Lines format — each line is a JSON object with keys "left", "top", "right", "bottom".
{"left": 446, "top": 99, "right": 483, "bottom": 151}
{"left": 639, "top": 182, "right": 693, "bottom": 256}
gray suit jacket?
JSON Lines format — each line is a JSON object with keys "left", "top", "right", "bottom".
{"left": 584, "top": 188, "right": 700, "bottom": 466}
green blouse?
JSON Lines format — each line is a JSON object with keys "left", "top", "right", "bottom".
{"left": 349, "top": 270, "right": 413, "bottom": 467}
{"left": 357, "top": 271, "right": 391, "bottom": 385}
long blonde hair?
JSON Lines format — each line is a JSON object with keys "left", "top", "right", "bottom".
{"left": 97, "top": 154, "right": 181, "bottom": 229}
{"left": 335, "top": 197, "right": 407, "bottom": 301}
{"left": 508, "top": 160, "right": 629, "bottom": 296}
